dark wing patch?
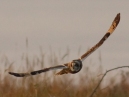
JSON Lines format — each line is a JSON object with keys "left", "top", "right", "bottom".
{"left": 80, "top": 13, "right": 120, "bottom": 61}
{"left": 9, "top": 72, "right": 29, "bottom": 77}
{"left": 9, "top": 65, "right": 67, "bottom": 77}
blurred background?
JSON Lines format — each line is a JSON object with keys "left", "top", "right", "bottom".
{"left": 0, "top": 1, "right": 129, "bottom": 70}
{"left": 0, "top": 1, "right": 129, "bottom": 97}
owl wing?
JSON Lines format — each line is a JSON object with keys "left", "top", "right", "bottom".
{"left": 80, "top": 13, "right": 120, "bottom": 62}
{"left": 9, "top": 65, "right": 67, "bottom": 77}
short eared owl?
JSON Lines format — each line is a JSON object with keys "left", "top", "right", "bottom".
{"left": 9, "top": 13, "right": 120, "bottom": 77}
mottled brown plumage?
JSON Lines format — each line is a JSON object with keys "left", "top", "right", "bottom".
{"left": 9, "top": 13, "right": 120, "bottom": 77}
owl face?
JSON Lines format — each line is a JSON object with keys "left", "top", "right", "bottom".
{"left": 8, "top": 13, "right": 120, "bottom": 77}
{"left": 70, "top": 60, "right": 82, "bottom": 73}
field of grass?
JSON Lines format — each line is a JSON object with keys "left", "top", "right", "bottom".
{"left": 0, "top": 47, "right": 129, "bottom": 97}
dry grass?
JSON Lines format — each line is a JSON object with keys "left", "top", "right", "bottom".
{"left": 0, "top": 47, "right": 129, "bottom": 97}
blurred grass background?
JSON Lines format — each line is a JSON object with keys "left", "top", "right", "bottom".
{"left": 0, "top": 41, "right": 129, "bottom": 97}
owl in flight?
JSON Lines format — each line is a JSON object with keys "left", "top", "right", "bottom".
{"left": 9, "top": 13, "right": 120, "bottom": 77}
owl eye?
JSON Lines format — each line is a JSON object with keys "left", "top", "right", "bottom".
{"left": 72, "top": 63, "right": 78, "bottom": 70}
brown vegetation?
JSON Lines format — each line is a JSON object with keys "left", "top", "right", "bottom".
{"left": 0, "top": 48, "right": 129, "bottom": 97}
